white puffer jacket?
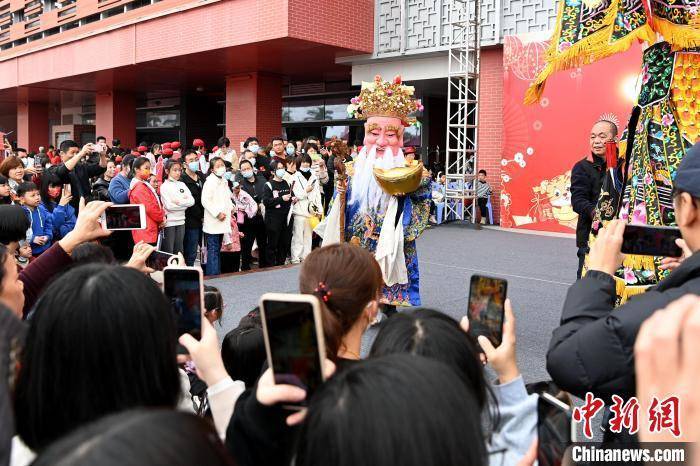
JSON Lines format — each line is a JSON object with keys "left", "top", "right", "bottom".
{"left": 201, "top": 173, "right": 233, "bottom": 234}
{"left": 291, "top": 170, "right": 322, "bottom": 217}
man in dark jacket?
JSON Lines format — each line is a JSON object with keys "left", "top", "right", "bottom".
{"left": 236, "top": 159, "right": 269, "bottom": 269}
{"left": 548, "top": 142, "right": 700, "bottom": 406}
{"left": 571, "top": 120, "right": 616, "bottom": 278}
{"left": 181, "top": 149, "right": 205, "bottom": 266}
{"left": 51, "top": 140, "right": 107, "bottom": 211}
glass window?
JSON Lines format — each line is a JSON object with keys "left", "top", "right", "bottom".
{"left": 324, "top": 97, "right": 350, "bottom": 121}
{"left": 284, "top": 100, "right": 323, "bottom": 122}
{"left": 136, "top": 110, "right": 180, "bottom": 129}
{"left": 324, "top": 126, "right": 349, "bottom": 142}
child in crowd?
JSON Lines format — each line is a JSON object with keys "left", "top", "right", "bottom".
{"left": 476, "top": 169, "right": 492, "bottom": 225}
{"left": 221, "top": 309, "right": 265, "bottom": 388}
{"left": 40, "top": 173, "right": 76, "bottom": 242}
{"left": 0, "top": 175, "right": 12, "bottom": 204}
{"left": 18, "top": 182, "right": 53, "bottom": 256}
{"left": 204, "top": 285, "right": 224, "bottom": 325}
{"left": 16, "top": 239, "right": 32, "bottom": 268}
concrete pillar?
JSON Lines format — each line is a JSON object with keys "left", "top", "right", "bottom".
{"left": 17, "top": 89, "right": 48, "bottom": 153}
{"left": 96, "top": 90, "right": 136, "bottom": 149}
{"left": 225, "top": 72, "right": 282, "bottom": 149}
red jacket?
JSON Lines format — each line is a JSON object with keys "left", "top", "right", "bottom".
{"left": 129, "top": 181, "right": 164, "bottom": 244}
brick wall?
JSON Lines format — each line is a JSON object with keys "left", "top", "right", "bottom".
{"left": 477, "top": 46, "right": 504, "bottom": 224}
{"left": 225, "top": 73, "right": 283, "bottom": 149}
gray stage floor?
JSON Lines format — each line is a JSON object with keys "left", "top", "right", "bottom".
{"left": 206, "top": 222, "right": 578, "bottom": 385}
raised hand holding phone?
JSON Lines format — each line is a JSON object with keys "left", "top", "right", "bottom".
{"left": 461, "top": 298, "right": 520, "bottom": 384}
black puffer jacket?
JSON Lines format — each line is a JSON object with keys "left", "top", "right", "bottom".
{"left": 547, "top": 252, "right": 700, "bottom": 402}
{"left": 571, "top": 155, "right": 605, "bottom": 247}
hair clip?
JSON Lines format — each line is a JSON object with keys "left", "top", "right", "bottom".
{"left": 314, "top": 281, "right": 332, "bottom": 303}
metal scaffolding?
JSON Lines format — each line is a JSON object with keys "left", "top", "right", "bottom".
{"left": 444, "top": 0, "right": 481, "bottom": 222}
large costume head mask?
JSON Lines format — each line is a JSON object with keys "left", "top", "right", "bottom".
{"left": 348, "top": 75, "right": 423, "bottom": 159}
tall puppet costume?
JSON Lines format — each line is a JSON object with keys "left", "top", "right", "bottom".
{"left": 316, "top": 75, "right": 431, "bottom": 306}
{"left": 527, "top": 0, "right": 700, "bottom": 302}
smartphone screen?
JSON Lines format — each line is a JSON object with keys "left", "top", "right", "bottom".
{"left": 621, "top": 224, "right": 682, "bottom": 257}
{"left": 261, "top": 298, "right": 324, "bottom": 405}
{"left": 147, "top": 250, "right": 177, "bottom": 271}
{"left": 104, "top": 205, "right": 143, "bottom": 230}
{"left": 537, "top": 394, "right": 572, "bottom": 466}
{"left": 467, "top": 275, "right": 507, "bottom": 346}
{"left": 163, "top": 268, "right": 202, "bottom": 338}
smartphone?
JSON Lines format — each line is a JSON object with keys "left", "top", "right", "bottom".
{"left": 163, "top": 266, "right": 203, "bottom": 339}
{"left": 259, "top": 293, "right": 326, "bottom": 409}
{"left": 537, "top": 392, "right": 574, "bottom": 466}
{"left": 146, "top": 250, "right": 180, "bottom": 271}
{"left": 101, "top": 204, "right": 146, "bottom": 230}
{"left": 621, "top": 224, "right": 682, "bottom": 257}
{"left": 467, "top": 274, "right": 507, "bottom": 346}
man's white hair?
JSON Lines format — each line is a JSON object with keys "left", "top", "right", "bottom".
{"left": 348, "top": 145, "right": 405, "bottom": 215}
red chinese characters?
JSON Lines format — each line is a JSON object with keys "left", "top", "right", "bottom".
{"left": 573, "top": 392, "right": 605, "bottom": 439}
{"left": 572, "top": 393, "right": 682, "bottom": 439}
{"left": 608, "top": 395, "right": 640, "bottom": 434}
{"left": 648, "top": 396, "right": 681, "bottom": 438}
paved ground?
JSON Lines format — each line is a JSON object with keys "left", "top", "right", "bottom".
{"left": 207, "top": 222, "right": 578, "bottom": 385}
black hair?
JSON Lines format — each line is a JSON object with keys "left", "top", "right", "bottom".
{"left": 208, "top": 157, "right": 225, "bottom": 175}
{"left": 70, "top": 243, "right": 116, "bottom": 267}
{"left": 478, "top": 169, "right": 487, "bottom": 176}
{"left": 31, "top": 409, "right": 235, "bottom": 466}
{"left": 296, "top": 153, "right": 312, "bottom": 166}
{"left": 131, "top": 157, "right": 151, "bottom": 177}
{"left": 15, "top": 147, "right": 27, "bottom": 155}
{"left": 16, "top": 182, "right": 38, "bottom": 198}
{"left": 370, "top": 308, "right": 497, "bottom": 431}
{"left": 243, "top": 137, "right": 259, "bottom": 148}
{"left": 0, "top": 205, "right": 31, "bottom": 244}
{"left": 39, "top": 170, "right": 64, "bottom": 209}
{"left": 112, "top": 139, "right": 120, "bottom": 146}
{"left": 239, "top": 159, "right": 253, "bottom": 170}
{"left": 221, "top": 311, "right": 265, "bottom": 387}
{"left": 303, "top": 143, "right": 319, "bottom": 154}
{"left": 14, "top": 264, "right": 181, "bottom": 451}
{"left": 271, "top": 136, "right": 284, "bottom": 145}
{"left": 203, "top": 285, "right": 223, "bottom": 322}
{"left": 138, "top": 141, "right": 149, "bottom": 148}
{"left": 59, "top": 140, "right": 79, "bottom": 154}
{"left": 182, "top": 148, "right": 198, "bottom": 159}
{"left": 217, "top": 136, "right": 230, "bottom": 148}
{"left": 0, "top": 243, "right": 8, "bottom": 286}
{"left": 0, "top": 175, "right": 10, "bottom": 204}
{"left": 270, "top": 159, "right": 284, "bottom": 173}
{"left": 164, "top": 158, "right": 183, "bottom": 178}
{"left": 296, "top": 354, "right": 487, "bottom": 466}
{"left": 96, "top": 136, "right": 106, "bottom": 143}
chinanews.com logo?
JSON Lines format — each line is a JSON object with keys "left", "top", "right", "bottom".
{"left": 571, "top": 444, "right": 686, "bottom": 463}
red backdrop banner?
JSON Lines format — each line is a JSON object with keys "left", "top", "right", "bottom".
{"left": 501, "top": 32, "right": 643, "bottom": 233}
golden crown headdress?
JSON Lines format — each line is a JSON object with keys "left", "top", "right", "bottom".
{"left": 347, "top": 75, "right": 423, "bottom": 126}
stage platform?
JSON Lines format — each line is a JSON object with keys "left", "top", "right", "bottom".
{"left": 206, "top": 222, "right": 577, "bottom": 384}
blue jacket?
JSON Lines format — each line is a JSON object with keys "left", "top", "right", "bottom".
{"left": 23, "top": 204, "right": 54, "bottom": 255}
{"left": 45, "top": 202, "right": 76, "bottom": 240}
{"left": 108, "top": 173, "right": 131, "bottom": 204}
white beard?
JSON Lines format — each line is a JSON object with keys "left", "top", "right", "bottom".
{"left": 349, "top": 145, "right": 406, "bottom": 215}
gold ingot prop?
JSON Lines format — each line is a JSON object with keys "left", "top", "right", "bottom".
{"left": 373, "top": 160, "right": 424, "bottom": 196}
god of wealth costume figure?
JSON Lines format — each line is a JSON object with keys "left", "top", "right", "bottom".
{"left": 316, "top": 75, "right": 431, "bottom": 306}
{"left": 527, "top": 0, "right": 700, "bottom": 303}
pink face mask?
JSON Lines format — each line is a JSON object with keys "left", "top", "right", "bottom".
{"left": 48, "top": 187, "right": 62, "bottom": 198}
